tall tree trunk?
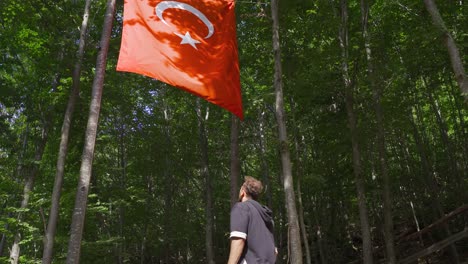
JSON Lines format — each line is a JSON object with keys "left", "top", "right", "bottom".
{"left": 10, "top": 73, "right": 58, "bottom": 264}
{"left": 258, "top": 108, "right": 272, "bottom": 208}
{"left": 10, "top": 116, "right": 52, "bottom": 264}
{"left": 0, "top": 228, "right": 6, "bottom": 257}
{"left": 271, "top": 0, "right": 303, "bottom": 263}
{"left": 312, "top": 198, "right": 327, "bottom": 264}
{"left": 291, "top": 101, "right": 312, "bottom": 264}
{"left": 424, "top": 79, "right": 462, "bottom": 191}
{"left": 297, "top": 173, "right": 311, "bottom": 264}
{"left": 423, "top": 0, "right": 468, "bottom": 98}
{"left": 446, "top": 76, "right": 468, "bottom": 172}
{"left": 359, "top": 0, "right": 396, "bottom": 263}
{"left": 141, "top": 173, "right": 154, "bottom": 264}
{"left": 42, "top": 1, "right": 91, "bottom": 262}
{"left": 409, "top": 107, "right": 460, "bottom": 264}
{"left": 229, "top": 115, "right": 241, "bottom": 208}
{"left": 65, "top": 0, "right": 116, "bottom": 262}
{"left": 162, "top": 101, "right": 173, "bottom": 262}
{"left": 339, "top": 0, "right": 373, "bottom": 263}
{"left": 116, "top": 112, "right": 127, "bottom": 264}
{"left": 446, "top": 75, "right": 468, "bottom": 174}
{"left": 1, "top": 128, "right": 29, "bottom": 257}
{"left": 196, "top": 100, "right": 215, "bottom": 264}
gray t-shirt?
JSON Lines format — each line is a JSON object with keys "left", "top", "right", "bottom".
{"left": 230, "top": 200, "right": 276, "bottom": 264}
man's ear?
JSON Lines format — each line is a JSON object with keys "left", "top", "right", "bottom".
{"left": 239, "top": 188, "right": 245, "bottom": 202}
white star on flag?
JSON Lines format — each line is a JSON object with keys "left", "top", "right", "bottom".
{"left": 175, "top": 32, "right": 201, "bottom": 49}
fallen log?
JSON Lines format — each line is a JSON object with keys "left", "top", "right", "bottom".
{"left": 400, "top": 204, "right": 468, "bottom": 242}
{"left": 399, "top": 227, "right": 468, "bottom": 264}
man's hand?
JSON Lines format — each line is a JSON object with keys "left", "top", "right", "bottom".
{"left": 227, "top": 238, "right": 245, "bottom": 264}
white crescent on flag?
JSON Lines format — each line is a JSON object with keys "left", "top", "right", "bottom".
{"left": 155, "top": 1, "right": 215, "bottom": 48}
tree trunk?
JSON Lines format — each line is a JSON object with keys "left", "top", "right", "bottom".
{"left": 0, "top": 228, "right": 6, "bottom": 257}
{"left": 409, "top": 107, "right": 460, "bottom": 264}
{"left": 10, "top": 116, "right": 52, "bottom": 264}
{"left": 42, "top": 1, "right": 91, "bottom": 263}
{"left": 446, "top": 76, "right": 468, "bottom": 173}
{"left": 314, "top": 210, "right": 327, "bottom": 264}
{"left": 291, "top": 101, "right": 312, "bottom": 264}
{"left": 162, "top": 100, "right": 173, "bottom": 262}
{"left": 196, "top": 100, "right": 215, "bottom": 264}
{"left": 116, "top": 112, "right": 127, "bottom": 264}
{"left": 141, "top": 173, "right": 153, "bottom": 264}
{"left": 424, "top": 79, "right": 462, "bottom": 191}
{"left": 423, "top": 0, "right": 468, "bottom": 98}
{"left": 271, "top": 0, "right": 303, "bottom": 263}
{"left": 1, "top": 128, "right": 29, "bottom": 258}
{"left": 359, "top": 0, "right": 396, "bottom": 263}
{"left": 297, "top": 174, "right": 311, "bottom": 264}
{"left": 339, "top": 0, "right": 373, "bottom": 263}
{"left": 229, "top": 115, "right": 241, "bottom": 208}
{"left": 65, "top": 0, "right": 116, "bottom": 262}
{"left": 258, "top": 108, "right": 272, "bottom": 209}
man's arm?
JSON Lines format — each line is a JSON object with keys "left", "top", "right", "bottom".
{"left": 227, "top": 238, "right": 245, "bottom": 264}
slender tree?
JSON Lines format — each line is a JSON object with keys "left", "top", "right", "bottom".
{"left": 271, "top": 0, "right": 303, "bottom": 263}
{"left": 230, "top": 115, "right": 241, "bottom": 208}
{"left": 10, "top": 116, "right": 53, "bottom": 264}
{"left": 162, "top": 98, "right": 174, "bottom": 263}
{"left": 65, "top": 0, "right": 116, "bottom": 262}
{"left": 409, "top": 104, "right": 460, "bottom": 264}
{"left": 0, "top": 126, "right": 29, "bottom": 257}
{"left": 196, "top": 100, "right": 215, "bottom": 264}
{"left": 258, "top": 108, "right": 272, "bottom": 208}
{"left": 42, "top": 1, "right": 92, "bottom": 262}
{"left": 9, "top": 74, "right": 59, "bottom": 264}
{"left": 423, "top": 0, "right": 468, "bottom": 99}
{"left": 359, "top": 0, "right": 396, "bottom": 262}
{"left": 338, "top": 0, "right": 373, "bottom": 263}
{"left": 291, "top": 100, "right": 312, "bottom": 264}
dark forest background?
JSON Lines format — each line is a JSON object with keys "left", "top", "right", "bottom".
{"left": 0, "top": 0, "right": 467, "bottom": 263}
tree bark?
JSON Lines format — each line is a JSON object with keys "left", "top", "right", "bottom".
{"left": 423, "top": 0, "right": 468, "bottom": 99}
{"left": 65, "top": 0, "right": 116, "bottom": 262}
{"left": 162, "top": 100, "right": 173, "bottom": 262}
{"left": 116, "top": 111, "right": 127, "bottom": 264}
{"left": 409, "top": 107, "right": 460, "bottom": 264}
{"left": 313, "top": 204, "right": 327, "bottom": 264}
{"left": 359, "top": 0, "right": 396, "bottom": 263}
{"left": 424, "top": 79, "right": 462, "bottom": 191}
{"left": 271, "top": 0, "right": 303, "bottom": 263}
{"left": 0, "top": 228, "right": 6, "bottom": 257}
{"left": 196, "top": 100, "right": 215, "bottom": 264}
{"left": 229, "top": 115, "right": 241, "bottom": 208}
{"left": 258, "top": 108, "right": 272, "bottom": 209}
{"left": 297, "top": 173, "right": 311, "bottom": 264}
{"left": 291, "top": 101, "right": 312, "bottom": 264}
{"left": 42, "top": 1, "right": 91, "bottom": 263}
{"left": 10, "top": 115, "right": 52, "bottom": 264}
{"left": 446, "top": 76, "right": 468, "bottom": 173}
{"left": 339, "top": 0, "right": 373, "bottom": 263}
{"left": 1, "top": 128, "right": 29, "bottom": 257}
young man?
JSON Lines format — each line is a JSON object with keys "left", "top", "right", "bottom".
{"left": 227, "top": 176, "right": 276, "bottom": 264}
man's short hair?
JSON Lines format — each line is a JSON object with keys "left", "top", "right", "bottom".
{"left": 242, "top": 176, "right": 263, "bottom": 200}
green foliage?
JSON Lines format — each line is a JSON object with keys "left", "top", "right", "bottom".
{"left": 0, "top": 0, "right": 467, "bottom": 263}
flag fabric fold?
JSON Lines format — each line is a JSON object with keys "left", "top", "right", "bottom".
{"left": 117, "top": 0, "right": 243, "bottom": 119}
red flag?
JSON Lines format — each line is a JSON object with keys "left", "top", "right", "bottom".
{"left": 117, "top": 0, "right": 243, "bottom": 119}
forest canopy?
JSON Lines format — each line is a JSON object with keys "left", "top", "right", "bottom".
{"left": 0, "top": 0, "right": 467, "bottom": 263}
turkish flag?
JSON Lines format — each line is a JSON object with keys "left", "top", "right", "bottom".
{"left": 117, "top": 0, "right": 243, "bottom": 119}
